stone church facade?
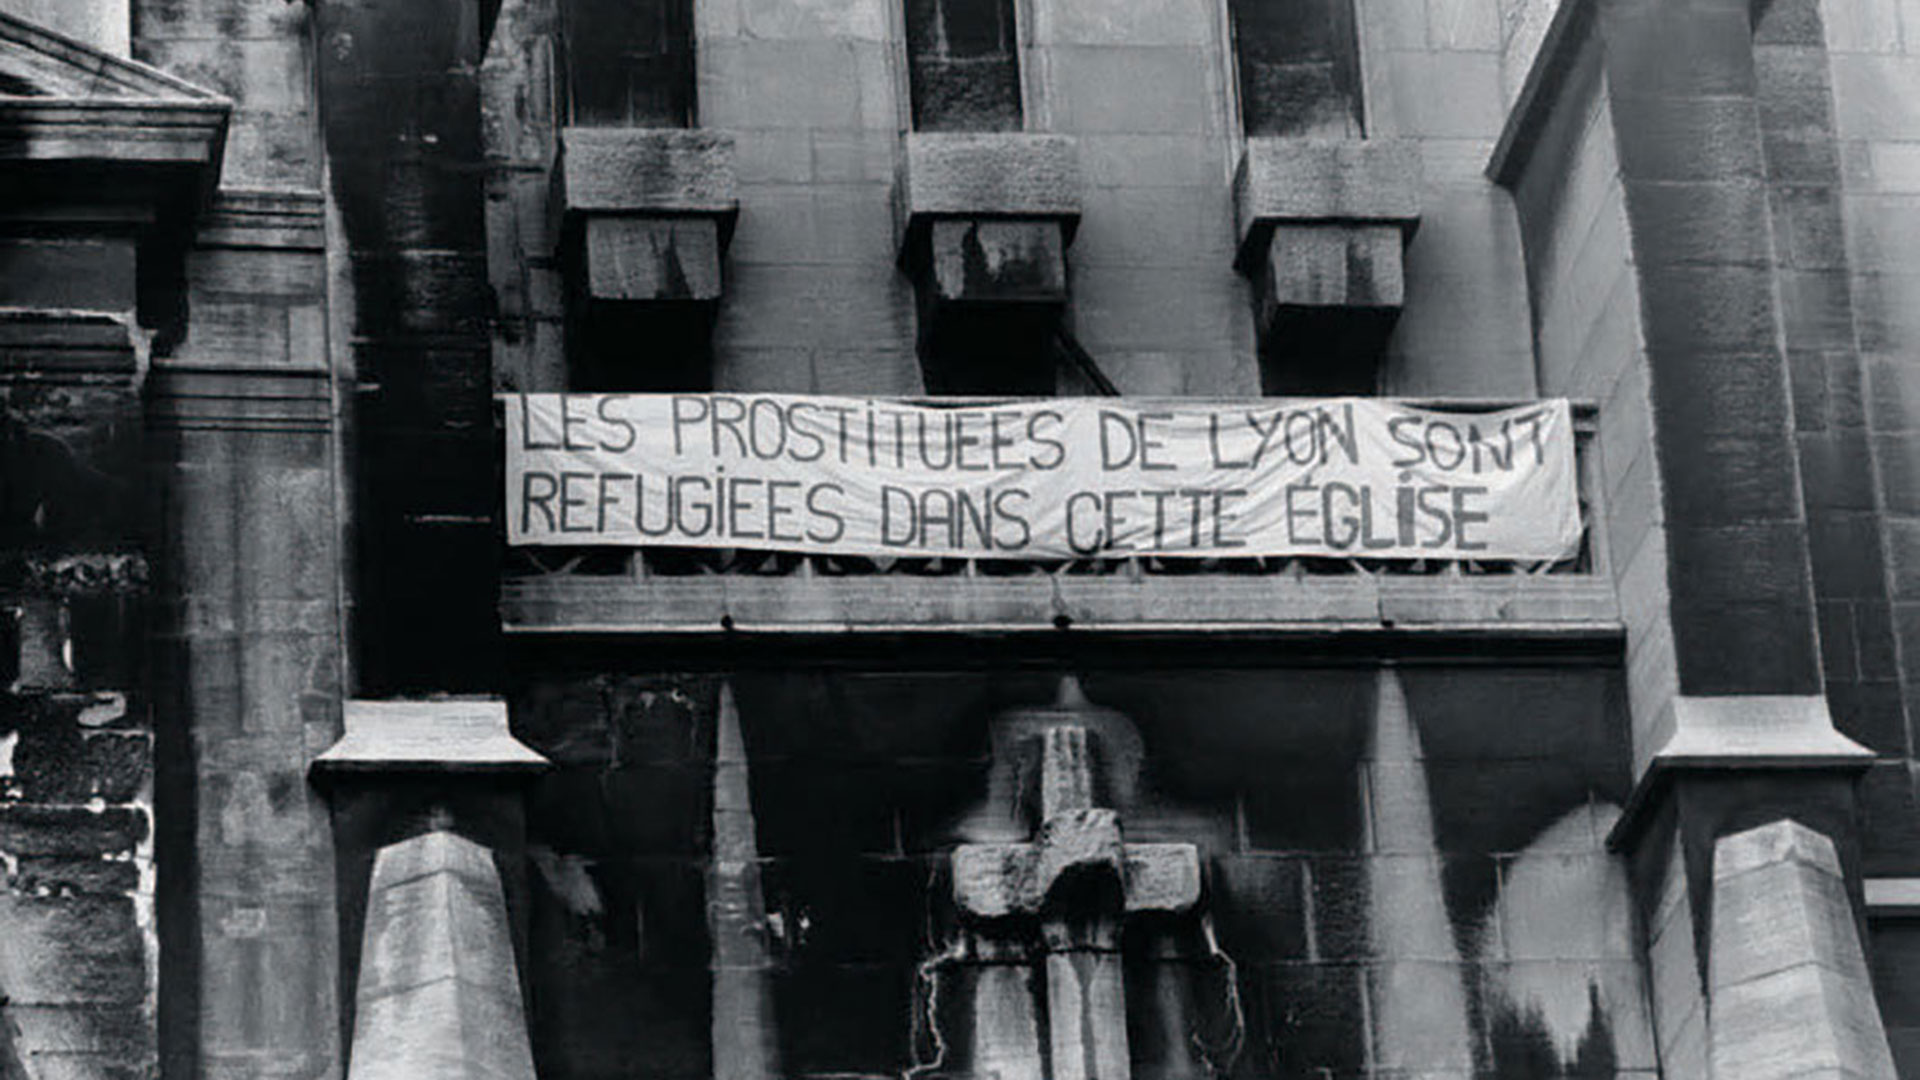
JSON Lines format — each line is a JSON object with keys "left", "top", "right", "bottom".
{"left": 3, "top": 0, "right": 1920, "bottom": 1077}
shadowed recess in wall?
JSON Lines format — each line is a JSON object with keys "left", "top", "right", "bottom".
{"left": 514, "top": 675, "right": 718, "bottom": 1080}
{"left": 1228, "top": 0, "right": 1363, "bottom": 137}
{"left": 904, "top": 0, "right": 1022, "bottom": 131}
{"left": 559, "top": 0, "right": 693, "bottom": 126}
{"left": 504, "top": 665, "right": 1646, "bottom": 1078}
{"left": 315, "top": 0, "right": 500, "bottom": 693}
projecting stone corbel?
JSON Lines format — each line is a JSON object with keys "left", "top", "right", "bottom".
{"left": 895, "top": 133, "right": 1081, "bottom": 393}
{"left": 895, "top": 132, "right": 1081, "bottom": 306}
{"left": 557, "top": 127, "right": 739, "bottom": 304}
{"left": 1233, "top": 139, "right": 1422, "bottom": 392}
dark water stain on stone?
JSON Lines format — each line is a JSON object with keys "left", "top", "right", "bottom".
{"left": 1486, "top": 980, "right": 1617, "bottom": 1079}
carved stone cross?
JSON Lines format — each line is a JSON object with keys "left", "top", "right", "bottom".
{"left": 950, "top": 681, "right": 1200, "bottom": 1080}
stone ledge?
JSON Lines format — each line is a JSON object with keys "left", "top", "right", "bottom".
{"left": 500, "top": 570, "right": 1622, "bottom": 636}
{"left": 0, "top": 100, "right": 228, "bottom": 169}
{"left": 558, "top": 127, "right": 738, "bottom": 216}
{"left": 1865, "top": 878, "right": 1920, "bottom": 916}
{"left": 1232, "top": 138, "right": 1421, "bottom": 273}
{"left": 313, "top": 699, "right": 549, "bottom": 775}
{"left": 1606, "top": 695, "right": 1875, "bottom": 852}
{"left": 899, "top": 132, "right": 1080, "bottom": 219}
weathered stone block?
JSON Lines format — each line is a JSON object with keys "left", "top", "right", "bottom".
{"left": 557, "top": 129, "right": 737, "bottom": 317}
{"left": 1709, "top": 819, "right": 1898, "bottom": 1080}
{"left": 927, "top": 219, "right": 1066, "bottom": 304}
{"left": 1257, "top": 224, "right": 1405, "bottom": 313}
{"left": 0, "top": 804, "right": 146, "bottom": 856}
{"left": 583, "top": 217, "right": 723, "bottom": 302}
{"left": 1233, "top": 138, "right": 1422, "bottom": 266}
{"left": 898, "top": 132, "right": 1081, "bottom": 224}
{"left": 896, "top": 135, "right": 1081, "bottom": 388}
{"left": 560, "top": 128, "right": 738, "bottom": 214}
{"left": 348, "top": 830, "right": 535, "bottom": 1080}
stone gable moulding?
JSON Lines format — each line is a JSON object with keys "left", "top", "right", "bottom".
{"left": 0, "top": 7, "right": 227, "bottom": 176}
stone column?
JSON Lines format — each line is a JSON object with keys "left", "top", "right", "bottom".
{"left": 149, "top": 189, "right": 347, "bottom": 1080}
{"left": 1491, "top": 0, "right": 1894, "bottom": 1066}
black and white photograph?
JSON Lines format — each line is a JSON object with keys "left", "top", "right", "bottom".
{"left": 1, "top": 0, "right": 1917, "bottom": 1076}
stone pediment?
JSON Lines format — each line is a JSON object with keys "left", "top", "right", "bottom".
{"left": 0, "top": 7, "right": 228, "bottom": 169}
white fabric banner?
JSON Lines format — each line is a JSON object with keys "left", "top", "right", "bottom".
{"left": 503, "top": 394, "right": 1583, "bottom": 561}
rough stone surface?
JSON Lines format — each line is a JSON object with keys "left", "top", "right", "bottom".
{"left": 1233, "top": 140, "right": 1420, "bottom": 372}
{"left": 584, "top": 217, "right": 724, "bottom": 302}
{"left": 1233, "top": 138, "right": 1424, "bottom": 254}
{"left": 1709, "top": 819, "right": 1898, "bottom": 1080}
{"left": 708, "top": 682, "right": 779, "bottom": 1080}
{"left": 0, "top": 173, "right": 157, "bottom": 1080}
{"left": 900, "top": 132, "right": 1082, "bottom": 224}
{"left": 1259, "top": 223, "right": 1407, "bottom": 313}
{"left": 562, "top": 127, "right": 739, "bottom": 214}
{"left": 349, "top": 830, "right": 536, "bottom": 1080}
{"left": 927, "top": 219, "right": 1067, "bottom": 303}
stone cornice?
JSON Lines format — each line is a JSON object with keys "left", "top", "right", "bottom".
{"left": 1232, "top": 138, "right": 1422, "bottom": 275}
{"left": 0, "top": 99, "right": 229, "bottom": 171}
{"left": 312, "top": 699, "right": 550, "bottom": 776}
{"left": 0, "top": 8, "right": 230, "bottom": 187}
{"left": 195, "top": 188, "right": 327, "bottom": 252}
